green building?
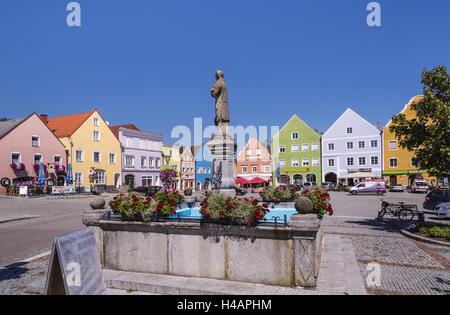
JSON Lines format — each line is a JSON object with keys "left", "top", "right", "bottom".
{"left": 271, "top": 114, "right": 322, "bottom": 186}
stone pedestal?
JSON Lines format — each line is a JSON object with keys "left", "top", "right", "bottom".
{"left": 207, "top": 128, "right": 237, "bottom": 197}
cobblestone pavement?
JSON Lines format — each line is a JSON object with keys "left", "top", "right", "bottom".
{"left": 324, "top": 216, "right": 450, "bottom": 295}
{"left": 0, "top": 257, "right": 48, "bottom": 295}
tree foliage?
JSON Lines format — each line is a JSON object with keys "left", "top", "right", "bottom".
{"left": 390, "top": 65, "right": 450, "bottom": 177}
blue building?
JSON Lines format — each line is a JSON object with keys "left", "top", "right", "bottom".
{"left": 194, "top": 145, "right": 212, "bottom": 191}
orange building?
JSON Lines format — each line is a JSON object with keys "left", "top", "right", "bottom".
{"left": 236, "top": 138, "right": 272, "bottom": 185}
{"left": 383, "top": 96, "right": 437, "bottom": 186}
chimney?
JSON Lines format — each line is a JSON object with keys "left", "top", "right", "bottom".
{"left": 40, "top": 114, "right": 48, "bottom": 124}
{"left": 377, "top": 122, "right": 381, "bottom": 131}
{"left": 314, "top": 129, "right": 319, "bottom": 134}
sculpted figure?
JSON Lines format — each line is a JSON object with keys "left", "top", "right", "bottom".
{"left": 211, "top": 70, "right": 230, "bottom": 134}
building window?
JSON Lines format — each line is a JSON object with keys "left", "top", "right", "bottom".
{"left": 127, "top": 138, "right": 133, "bottom": 147}
{"left": 347, "top": 127, "right": 353, "bottom": 134}
{"left": 279, "top": 146, "right": 286, "bottom": 153}
{"left": 371, "top": 156, "right": 379, "bottom": 165}
{"left": 149, "top": 158, "right": 154, "bottom": 167}
{"left": 140, "top": 140, "right": 146, "bottom": 150}
{"left": 93, "top": 151, "right": 101, "bottom": 163}
{"left": 93, "top": 130, "right": 100, "bottom": 141}
{"left": 389, "top": 158, "right": 398, "bottom": 168}
{"left": 252, "top": 166, "right": 258, "bottom": 173}
{"left": 371, "top": 140, "right": 378, "bottom": 148}
{"left": 328, "top": 159, "right": 335, "bottom": 167}
{"left": 33, "top": 154, "right": 42, "bottom": 165}
{"left": 347, "top": 157, "right": 354, "bottom": 166}
{"left": 256, "top": 149, "right": 261, "bottom": 156}
{"left": 312, "top": 158, "right": 320, "bottom": 166}
{"left": 94, "top": 171, "right": 105, "bottom": 185}
{"left": 358, "top": 141, "right": 365, "bottom": 149}
{"left": 279, "top": 160, "right": 286, "bottom": 167}
{"left": 411, "top": 157, "right": 418, "bottom": 167}
{"left": 75, "top": 149, "right": 84, "bottom": 162}
{"left": 292, "top": 132, "right": 299, "bottom": 140}
{"left": 291, "top": 144, "right": 299, "bottom": 153}
{"left": 311, "top": 143, "right": 319, "bottom": 152}
{"left": 74, "top": 172, "right": 83, "bottom": 185}
{"left": 31, "top": 136, "right": 40, "bottom": 147}
{"left": 54, "top": 155, "right": 61, "bottom": 166}
{"left": 125, "top": 156, "right": 134, "bottom": 167}
{"left": 389, "top": 140, "right": 397, "bottom": 151}
{"left": 292, "top": 159, "right": 299, "bottom": 167}
{"left": 328, "top": 143, "right": 335, "bottom": 151}
{"left": 264, "top": 165, "right": 270, "bottom": 172}
{"left": 11, "top": 153, "right": 21, "bottom": 164}
{"left": 109, "top": 153, "right": 116, "bottom": 164}
{"left": 242, "top": 166, "right": 248, "bottom": 173}
{"left": 141, "top": 157, "right": 147, "bottom": 168}
{"left": 93, "top": 118, "right": 99, "bottom": 126}
{"left": 359, "top": 157, "right": 366, "bottom": 165}
{"left": 156, "top": 159, "right": 161, "bottom": 168}
{"left": 302, "top": 159, "right": 309, "bottom": 166}
{"left": 302, "top": 144, "right": 309, "bottom": 152}
{"left": 347, "top": 142, "right": 353, "bottom": 149}
{"left": 142, "top": 176, "right": 153, "bottom": 187}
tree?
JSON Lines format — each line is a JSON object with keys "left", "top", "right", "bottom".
{"left": 390, "top": 65, "right": 450, "bottom": 177}
{"left": 0, "top": 117, "right": 9, "bottom": 121}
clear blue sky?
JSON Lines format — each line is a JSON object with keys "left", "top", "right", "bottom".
{"left": 1, "top": 0, "right": 449, "bottom": 145}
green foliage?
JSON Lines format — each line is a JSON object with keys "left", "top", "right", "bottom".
{"left": 417, "top": 225, "right": 450, "bottom": 240}
{"left": 301, "top": 187, "right": 333, "bottom": 218}
{"left": 390, "top": 65, "right": 450, "bottom": 177}
{"left": 109, "top": 193, "right": 155, "bottom": 221}
{"left": 259, "top": 186, "right": 299, "bottom": 202}
{"left": 200, "top": 193, "right": 270, "bottom": 225}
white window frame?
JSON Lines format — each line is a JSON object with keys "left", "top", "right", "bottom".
{"left": 75, "top": 149, "right": 84, "bottom": 162}
{"left": 279, "top": 146, "right": 286, "bottom": 153}
{"left": 328, "top": 143, "right": 335, "bottom": 151}
{"left": 31, "top": 135, "right": 40, "bottom": 147}
{"left": 358, "top": 141, "right": 365, "bottom": 149}
{"left": 74, "top": 172, "right": 83, "bottom": 185}
{"left": 93, "top": 151, "right": 101, "bottom": 163}
{"left": 302, "top": 158, "right": 309, "bottom": 166}
{"left": 389, "top": 140, "right": 397, "bottom": 151}
{"left": 264, "top": 165, "right": 270, "bottom": 172}
{"left": 359, "top": 157, "right": 366, "bottom": 166}
{"left": 93, "top": 130, "right": 100, "bottom": 142}
{"left": 54, "top": 155, "right": 62, "bottom": 166}
{"left": 292, "top": 159, "right": 299, "bottom": 167}
{"left": 371, "top": 140, "right": 378, "bottom": 148}
{"left": 311, "top": 143, "right": 319, "bottom": 152}
{"left": 389, "top": 158, "right": 398, "bottom": 168}
{"left": 347, "top": 142, "right": 353, "bottom": 149}
{"left": 11, "top": 152, "right": 21, "bottom": 164}
{"left": 33, "top": 154, "right": 43, "bottom": 165}
{"left": 93, "top": 117, "right": 99, "bottom": 126}
{"left": 279, "top": 160, "right": 286, "bottom": 167}
{"left": 125, "top": 156, "right": 135, "bottom": 168}
{"left": 347, "top": 157, "right": 354, "bottom": 166}
{"left": 328, "top": 159, "right": 335, "bottom": 167}
{"left": 109, "top": 152, "right": 116, "bottom": 164}
{"left": 291, "top": 132, "right": 299, "bottom": 140}
{"left": 94, "top": 170, "right": 105, "bottom": 185}
{"left": 127, "top": 138, "right": 133, "bottom": 148}
{"left": 141, "top": 156, "right": 147, "bottom": 168}
{"left": 242, "top": 166, "right": 248, "bottom": 174}
{"left": 347, "top": 127, "right": 353, "bottom": 134}
{"left": 301, "top": 144, "right": 309, "bottom": 152}
{"left": 312, "top": 158, "right": 320, "bottom": 166}
{"left": 291, "top": 144, "right": 299, "bottom": 153}
{"left": 252, "top": 166, "right": 258, "bottom": 173}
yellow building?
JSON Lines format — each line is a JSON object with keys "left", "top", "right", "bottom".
{"left": 162, "top": 144, "right": 181, "bottom": 189}
{"left": 43, "top": 109, "right": 122, "bottom": 191}
{"left": 383, "top": 96, "right": 437, "bottom": 186}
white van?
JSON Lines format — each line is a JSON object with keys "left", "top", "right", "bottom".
{"left": 349, "top": 181, "right": 386, "bottom": 195}
{"left": 411, "top": 180, "right": 429, "bottom": 193}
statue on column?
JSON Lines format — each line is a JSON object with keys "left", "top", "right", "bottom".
{"left": 211, "top": 70, "right": 230, "bottom": 136}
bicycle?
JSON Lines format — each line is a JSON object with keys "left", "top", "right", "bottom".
{"left": 377, "top": 200, "right": 418, "bottom": 222}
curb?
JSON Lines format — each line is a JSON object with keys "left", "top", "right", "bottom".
{"left": 0, "top": 216, "right": 40, "bottom": 224}
{"left": 400, "top": 229, "right": 450, "bottom": 247}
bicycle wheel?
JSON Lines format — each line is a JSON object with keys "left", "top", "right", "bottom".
{"left": 398, "top": 209, "right": 414, "bottom": 222}
{"left": 377, "top": 208, "right": 386, "bottom": 221}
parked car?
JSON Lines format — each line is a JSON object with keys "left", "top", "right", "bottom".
{"left": 321, "top": 182, "right": 334, "bottom": 191}
{"left": 235, "top": 187, "right": 247, "bottom": 196}
{"left": 303, "top": 182, "right": 317, "bottom": 191}
{"left": 423, "top": 188, "right": 450, "bottom": 210}
{"left": 434, "top": 202, "right": 450, "bottom": 219}
{"left": 133, "top": 186, "right": 162, "bottom": 197}
{"left": 389, "top": 184, "right": 405, "bottom": 192}
{"left": 410, "top": 180, "right": 429, "bottom": 193}
{"left": 349, "top": 181, "right": 386, "bottom": 195}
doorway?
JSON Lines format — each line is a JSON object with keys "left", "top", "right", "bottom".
{"left": 125, "top": 175, "right": 135, "bottom": 189}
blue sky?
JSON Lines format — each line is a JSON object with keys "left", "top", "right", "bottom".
{"left": 0, "top": 0, "right": 449, "bottom": 145}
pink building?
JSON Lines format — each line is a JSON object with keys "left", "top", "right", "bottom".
{"left": 0, "top": 113, "right": 67, "bottom": 192}
{"left": 236, "top": 138, "right": 272, "bottom": 185}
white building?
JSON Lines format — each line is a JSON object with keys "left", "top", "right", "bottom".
{"left": 321, "top": 108, "right": 382, "bottom": 185}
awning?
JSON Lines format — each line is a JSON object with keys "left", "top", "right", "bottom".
{"left": 247, "top": 177, "right": 268, "bottom": 184}
{"left": 235, "top": 178, "right": 249, "bottom": 184}
{"left": 338, "top": 172, "right": 382, "bottom": 179}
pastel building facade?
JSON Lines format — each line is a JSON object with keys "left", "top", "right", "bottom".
{"left": 0, "top": 113, "right": 67, "bottom": 192}
{"left": 180, "top": 146, "right": 195, "bottom": 190}
{"left": 44, "top": 110, "right": 122, "bottom": 192}
{"left": 236, "top": 138, "right": 272, "bottom": 182}
{"left": 194, "top": 145, "right": 213, "bottom": 191}
{"left": 162, "top": 145, "right": 181, "bottom": 189}
{"left": 383, "top": 96, "right": 437, "bottom": 186}
{"left": 271, "top": 115, "right": 322, "bottom": 186}
{"left": 110, "top": 124, "right": 163, "bottom": 189}
{"left": 321, "top": 108, "right": 382, "bottom": 185}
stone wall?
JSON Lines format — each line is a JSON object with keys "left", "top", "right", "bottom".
{"left": 83, "top": 212, "right": 323, "bottom": 288}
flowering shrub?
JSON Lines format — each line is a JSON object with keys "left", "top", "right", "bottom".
{"left": 152, "top": 189, "right": 184, "bottom": 217}
{"left": 11, "top": 163, "right": 25, "bottom": 171}
{"left": 259, "top": 186, "right": 299, "bottom": 203}
{"left": 301, "top": 187, "right": 333, "bottom": 218}
{"left": 160, "top": 168, "right": 177, "bottom": 185}
{"left": 200, "top": 193, "right": 270, "bottom": 225}
{"left": 109, "top": 193, "right": 155, "bottom": 222}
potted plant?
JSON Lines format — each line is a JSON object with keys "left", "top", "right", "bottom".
{"left": 301, "top": 187, "right": 333, "bottom": 219}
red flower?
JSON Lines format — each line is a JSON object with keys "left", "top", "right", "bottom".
{"left": 262, "top": 203, "right": 268, "bottom": 208}
{"left": 256, "top": 216, "right": 261, "bottom": 220}
{"left": 254, "top": 209, "right": 261, "bottom": 215}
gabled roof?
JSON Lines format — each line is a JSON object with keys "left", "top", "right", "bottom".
{"left": 110, "top": 124, "right": 141, "bottom": 140}
{"left": 194, "top": 145, "right": 212, "bottom": 162}
{"left": 383, "top": 95, "right": 423, "bottom": 130}
{"left": 0, "top": 116, "right": 29, "bottom": 140}
{"left": 322, "top": 107, "right": 380, "bottom": 137}
{"left": 271, "top": 114, "right": 319, "bottom": 141}
{"left": 46, "top": 110, "right": 96, "bottom": 137}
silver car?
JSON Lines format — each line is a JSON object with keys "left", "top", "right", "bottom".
{"left": 434, "top": 202, "right": 450, "bottom": 219}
